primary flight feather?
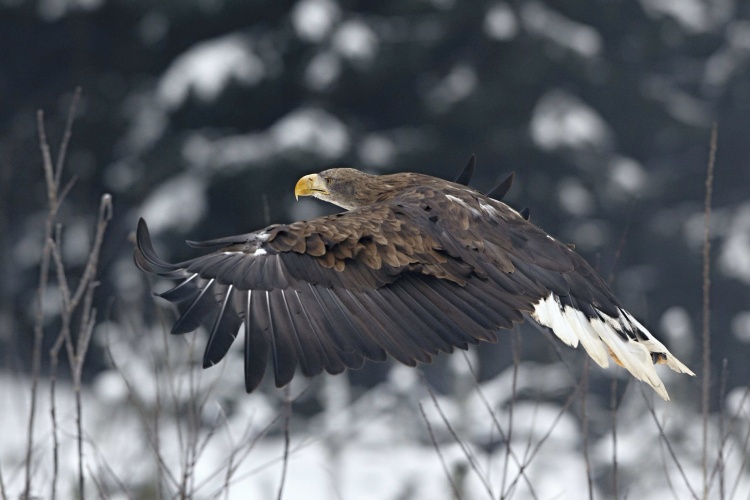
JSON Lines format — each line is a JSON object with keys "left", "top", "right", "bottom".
{"left": 134, "top": 163, "right": 693, "bottom": 399}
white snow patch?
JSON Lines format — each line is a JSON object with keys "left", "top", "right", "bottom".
{"left": 731, "top": 311, "right": 750, "bottom": 343}
{"left": 140, "top": 174, "right": 208, "bottom": 233}
{"left": 558, "top": 177, "right": 594, "bottom": 216}
{"left": 719, "top": 202, "right": 750, "bottom": 284}
{"left": 0, "top": 349, "right": 739, "bottom": 500}
{"left": 426, "top": 65, "right": 478, "bottom": 112}
{"left": 726, "top": 386, "right": 750, "bottom": 419}
{"left": 305, "top": 50, "right": 342, "bottom": 90}
{"left": 358, "top": 134, "right": 396, "bottom": 168}
{"left": 484, "top": 3, "right": 519, "bottom": 40}
{"left": 521, "top": 1, "right": 602, "bottom": 58}
{"left": 704, "top": 21, "right": 750, "bottom": 90}
{"left": 207, "top": 133, "right": 274, "bottom": 169}
{"left": 530, "top": 90, "right": 612, "bottom": 151}
{"left": 659, "top": 306, "right": 694, "bottom": 344}
{"left": 181, "top": 108, "right": 349, "bottom": 172}
{"left": 271, "top": 108, "right": 350, "bottom": 158}
{"left": 158, "top": 34, "right": 265, "bottom": 109}
{"left": 291, "top": 0, "right": 341, "bottom": 42}
{"left": 60, "top": 220, "right": 91, "bottom": 266}
{"left": 119, "top": 90, "right": 168, "bottom": 155}
{"left": 356, "top": 128, "right": 429, "bottom": 169}
{"left": 640, "top": 75, "right": 712, "bottom": 126}
{"left": 93, "top": 370, "right": 131, "bottom": 404}
{"left": 609, "top": 156, "right": 648, "bottom": 195}
{"left": 639, "top": 0, "right": 733, "bottom": 34}
{"left": 332, "top": 19, "right": 379, "bottom": 63}
{"left": 104, "top": 160, "right": 143, "bottom": 192}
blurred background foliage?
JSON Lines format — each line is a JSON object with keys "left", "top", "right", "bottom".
{"left": 2, "top": 0, "right": 750, "bottom": 403}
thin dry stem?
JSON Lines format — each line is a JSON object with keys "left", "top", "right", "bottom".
{"left": 642, "top": 387, "right": 698, "bottom": 499}
{"left": 729, "top": 388, "right": 750, "bottom": 498}
{"left": 419, "top": 402, "right": 463, "bottom": 500}
{"left": 581, "top": 358, "right": 593, "bottom": 500}
{"left": 702, "top": 123, "right": 717, "bottom": 499}
{"left": 456, "top": 352, "right": 537, "bottom": 497}
{"left": 25, "top": 109, "right": 56, "bottom": 499}
{"left": 276, "top": 387, "right": 292, "bottom": 500}
{"left": 425, "top": 384, "right": 496, "bottom": 498}
{"left": 500, "top": 330, "right": 521, "bottom": 498}
{"left": 717, "top": 359, "right": 728, "bottom": 500}
{"left": 0, "top": 462, "right": 6, "bottom": 500}
{"left": 609, "top": 377, "right": 627, "bottom": 499}
{"left": 48, "top": 192, "right": 112, "bottom": 500}
{"left": 195, "top": 405, "right": 262, "bottom": 497}
{"left": 657, "top": 430, "right": 679, "bottom": 500}
{"left": 501, "top": 381, "right": 584, "bottom": 498}
{"left": 53, "top": 87, "right": 81, "bottom": 186}
{"left": 26, "top": 89, "right": 82, "bottom": 500}
{"left": 84, "top": 435, "right": 132, "bottom": 498}
{"left": 103, "top": 339, "right": 181, "bottom": 491}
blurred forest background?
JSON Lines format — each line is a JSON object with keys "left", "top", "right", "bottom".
{"left": 1, "top": 0, "right": 750, "bottom": 498}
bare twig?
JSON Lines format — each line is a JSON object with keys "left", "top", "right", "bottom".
{"left": 657, "top": 429, "right": 679, "bottom": 500}
{"left": 108, "top": 357, "right": 181, "bottom": 492}
{"left": 502, "top": 381, "right": 584, "bottom": 498}
{"left": 581, "top": 358, "right": 593, "bottom": 500}
{"left": 276, "top": 386, "right": 292, "bottom": 500}
{"left": 48, "top": 193, "right": 112, "bottom": 500}
{"left": 85, "top": 436, "right": 132, "bottom": 499}
{"left": 0, "top": 461, "right": 7, "bottom": 500}
{"left": 606, "top": 195, "right": 632, "bottom": 500}
{"left": 54, "top": 88, "right": 81, "bottom": 186}
{"left": 182, "top": 338, "right": 201, "bottom": 497}
{"left": 419, "top": 403, "right": 463, "bottom": 500}
{"left": 196, "top": 405, "right": 264, "bottom": 497}
{"left": 457, "top": 352, "right": 537, "bottom": 498}
{"left": 718, "top": 359, "right": 728, "bottom": 500}
{"left": 704, "top": 362, "right": 747, "bottom": 498}
{"left": 424, "top": 384, "right": 495, "bottom": 498}
{"left": 642, "top": 387, "right": 698, "bottom": 499}
{"left": 25, "top": 109, "right": 56, "bottom": 500}
{"left": 609, "top": 377, "right": 629, "bottom": 499}
{"left": 25, "top": 89, "right": 82, "bottom": 499}
{"left": 702, "top": 123, "right": 717, "bottom": 499}
{"left": 500, "top": 329, "right": 521, "bottom": 498}
{"left": 729, "top": 387, "right": 750, "bottom": 499}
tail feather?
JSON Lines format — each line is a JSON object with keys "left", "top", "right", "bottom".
{"left": 532, "top": 293, "right": 693, "bottom": 400}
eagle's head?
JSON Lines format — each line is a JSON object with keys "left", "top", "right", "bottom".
{"left": 295, "top": 168, "right": 395, "bottom": 210}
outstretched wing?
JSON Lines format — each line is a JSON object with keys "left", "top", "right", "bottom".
{"left": 136, "top": 184, "right": 692, "bottom": 397}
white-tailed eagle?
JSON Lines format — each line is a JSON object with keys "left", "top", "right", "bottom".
{"left": 134, "top": 161, "right": 693, "bottom": 399}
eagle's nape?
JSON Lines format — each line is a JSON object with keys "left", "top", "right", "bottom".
{"left": 135, "top": 163, "right": 694, "bottom": 399}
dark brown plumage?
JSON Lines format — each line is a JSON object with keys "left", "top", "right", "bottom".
{"left": 135, "top": 164, "right": 693, "bottom": 398}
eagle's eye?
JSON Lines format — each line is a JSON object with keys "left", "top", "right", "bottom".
{"left": 324, "top": 176, "right": 334, "bottom": 186}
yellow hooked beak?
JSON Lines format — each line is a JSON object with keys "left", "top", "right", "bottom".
{"left": 294, "top": 174, "right": 329, "bottom": 200}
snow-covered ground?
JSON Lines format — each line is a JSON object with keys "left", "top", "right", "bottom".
{"left": 2, "top": 321, "right": 748, "bottom": 499}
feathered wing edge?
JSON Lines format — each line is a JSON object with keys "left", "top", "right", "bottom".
{"left": 134, "top": 218, "right": 511, "bottom": 392}
{"left": 530, "top": 292, "right": 694, "bottom": 400}
{"left": 462, "top": 194, "right": 694, "bottom": 401}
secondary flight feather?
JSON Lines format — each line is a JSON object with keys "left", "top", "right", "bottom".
{"left": 134, "top": 161, "right": 694, "bottom": 399}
